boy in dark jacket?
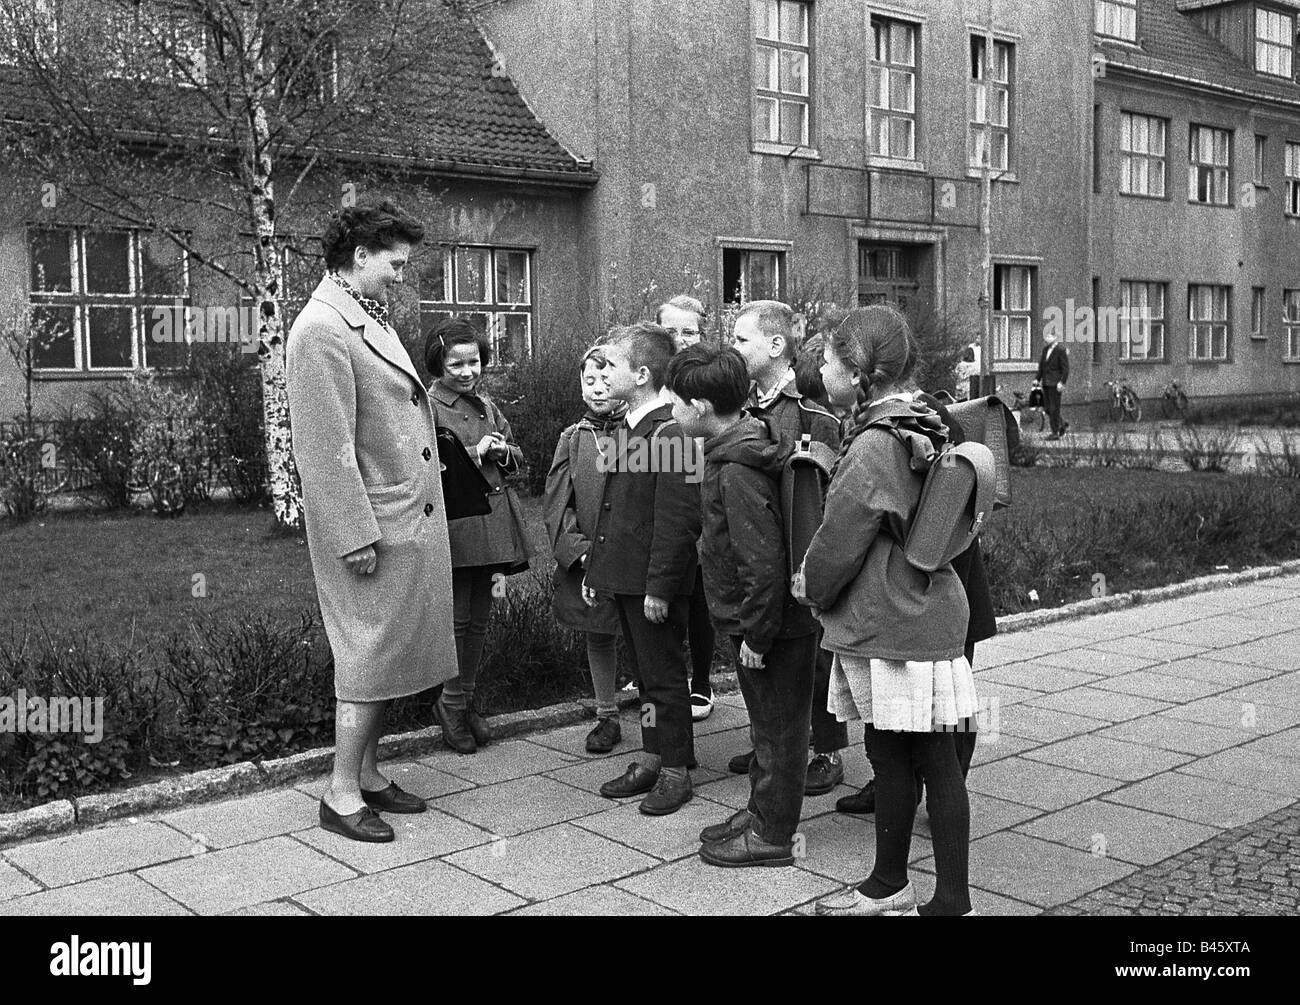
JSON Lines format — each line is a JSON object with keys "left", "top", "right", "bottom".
{"left": 731, "top": 300, "right": 850, "bottom": 795}
{"left": 588, "top": 323, "right": 703, "bottom": 816}
{"left": 667, "top": 343, "right": 819, "bottom": 867}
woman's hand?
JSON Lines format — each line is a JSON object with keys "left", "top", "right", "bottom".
{"left": 738, "top": 641, "right": 765, "bottom": 670}
{"left": 344, "top": 544, "right": 377, "bottom": 576}
{"left": 581, "top": 574, "right": 598, "bottom": 608}
{"left": 476, "top": 433, "right": 508, "bottom": 462}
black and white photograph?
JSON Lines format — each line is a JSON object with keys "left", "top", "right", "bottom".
{"left": 0, "top": 0, "right": 1292, "bottom": 972}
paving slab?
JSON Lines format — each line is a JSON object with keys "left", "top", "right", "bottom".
{"left": 1030, "top": 648, "right": 1162, "bottom": 676}
{"left": 1239, "top": 726, "right": 1300, "bottom": 761}
{"left": 615, "top": 855, "right": 839, "bottom": 916}
{"left": 1103, "top": 771, "right": 1292, "bottom": 830}
{"left": 1025, "top": 685, "right": 1171, "bottom": 722}
{"left": 1141, "top": 616, "right": 1286, "bottom": 650}
{"left": 965, "top": 756, "right": 1121, "bottom": 811}
{"left": 571, "top": 792, "right": 740, "bottom": 862}
{"left": 0, "top": 859, "right": 42, "bottom": 901}
{"left": 1175, "top": 746, "right": 1300, "bottom": 797}
{"left": 430, "top": 775, "right": 611, "bottom": 837}
{"left": 1098, "top": 714, "right": 1256, "bottom": 756}
{"left": 506, "top": 885, "right": 680, "bottom": 916}
{"left": 1088, "top": 636, "right": 1210, "bottom": 662}
{"left": 969, "top": 732, "right": 1040, "bottom": 766}
{"left": 446, "top": 822, "right": 658, "bottom": 901}
{"left": 970, "top": 679, "right": 1047, "bottom": 708}
{"left": 1212, "top": 641, "right": 1300, "bottom": 673}
{"left": 226, "top": 900, "right": 312, "bottom": 917}
{"left": 524, "top": 721, "right": 640, "bottom": 760}
{"left": 1221, "top": 672, "right": 1300, "bottom": 710}
{"left": 976, "top": 661, "right": 1102, "bottom": 692}
{"left": 1021, "top": 734, "right": 1193, "bottom": 782}
{"left": 160, "top": 788, "right": 320, "bottom": 850}
{"left": 1142, "top": 656, "right": 1278, "bottom": 687}
{"left": 1160, "top": 696, "right": 1300, "bottom": 734}
{"left": 294, "top": 808, "right": 495, "bottom": 873}
{"left": 912, "top": 792, "right": 1045, "bottom": 840}
{"left": 3, "top": 820, "right": 195, "bottom": 888}
{"left": 1089, "top": 670, "right": 1234, "bottom": 703}
{"left": 998, "top": 704, "right": 1112, "bottom": 743}
{"left": 792, "top": 810, "right": 934, "bottom": 885}
{"left": 0, "top": 873, "right": 189, "bottom": 916}
{"left": 138, "top": 835, "right": 356, "bottom": 915}
{"left": 294, "top": 858, "right": 525, "bottom": 916}
{"left": 1012, "top": 799, "right": 1219, "bottom": 866}
{"left": 690, "top": 701, "right": 756, "bottom": 737}
{"left": 913, "top": 830, "right": 1136, "bottom": 908}
{"left": 424, "top": 739, "right": 579, "bottom": 786}
{"left": 687, "top": 726, "right": 754, "bottom": 775}
{"left": 979, "top": 630, "right": 1092, "bottom": 660}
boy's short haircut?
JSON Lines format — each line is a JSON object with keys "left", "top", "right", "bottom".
{"left": 579, "top": 345, "right": 607, "bottom": 374}
{"left": 603, "top": 322, "right": 676, "bottom": 390}
{"left": 656, "top": 294, "right": 707, "bottom": 326}
{"left": 425, "top": 316, "right": 492, "bottom": 376}
{"left": 665, "top": 343, "right": 749, "bottom": 415}
{"left": 736, "top": 299, "right": 799, "bottom": 361}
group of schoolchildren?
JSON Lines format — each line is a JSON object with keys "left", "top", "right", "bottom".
{"left": 426, "top": 299, "right": 993, "bottom": 917}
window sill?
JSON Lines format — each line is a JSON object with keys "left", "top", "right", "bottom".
{"left": 1117, "top": 191, "right": 1171, "bottom": 201}
{"left": 1187, "top": 200, "right": 1234, "bottom": 209}
{"left": 752, "top": 141, "right": 822, "bottom": 161}
{"left": 1250, "top": 334, "right": 1268, "bottom": 340}
{"left": 33, "top": 370, "right": 140, "bottom": 381}
{"left": 965, "top": 169, "right": 1018, "bottom": 184}
{"left": 1117, "top": 357, "right": 1169, "bottom": 364}
{"left": 866, "top": 156, "right": 926, "bottom": 173}
{"left": 1187, "top": 358, "right": 1232, "bottom": 364}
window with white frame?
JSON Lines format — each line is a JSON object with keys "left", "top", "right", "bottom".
{"left": 28, "top": 226, "right": 190, "bottom": 373}
{"left": 1254, "top": 134, "right": 1267, "bottom": 187}
{"left": 721, "top": 246, "right": 784, "bottom": 305}
{"left": 1095, "top": 0, "right": 1137, "bottom": 42}
{"left": 1285, "top": 289, "right": 1300, "bottom": 359}
{"left": 1120, "top": 112, "right": 1167, "bottom": 196}
{"left": 1188, "top": 124, "right": 1232, "bottom": 205}
{"left": 969, "top": 36, "right": 1013, "bottom": 171}
{"left": 992, "top": 264, "right": 1033, "bottom": 361}
{"left": 419, "top": 246, "right": 533, "bottom": 366}
{"left": 754, "top": 0, "right": 811, "bottom": 147}
{"left": 1286, "top": 141, "right": 1300, "bottom": 215}
{"left": 1188, "top": 284, "right": 1231, "bottom": 361}
{"left": 1252, "top": 286, "right": 1267, "bottom": 339}
{"left": 1256, "top": 7, "right": 1294, "bottom": 78}
{"left": 868, "top": 15, "right": 918, "bottom": 160}
{"left": 1120, "top": 281, "right": 1166, "bottom": 361}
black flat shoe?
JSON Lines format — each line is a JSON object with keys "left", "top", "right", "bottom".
{"left": 319, "top": 799, "right": 395, "bottom": 843}
{"left": 599, "top": 762, "right": 658, "bottom": 799}
{"left": 361, "top": 782, "right": 427, "bottom": 814}
{"left": 466, "top": 705, "right": 493, "bottom": 747}
{"left": 433, "top": 695, "right": 477, "bottom": 755}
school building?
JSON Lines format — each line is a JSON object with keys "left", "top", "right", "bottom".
{"left": 2, "top": 0, "right": 1299, "bottom": 420}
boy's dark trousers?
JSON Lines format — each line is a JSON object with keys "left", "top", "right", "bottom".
{"left": 1043, "top": 384, "right": 1064, "bottom": 435}
{"left": 731, "top": 632, "right": 817, "bottom": 845}
{"left": 811, "top": 644, "right": 849, "bottom": 754}
{"left": 616, "top": 594, "right": 695, "bottom": 768}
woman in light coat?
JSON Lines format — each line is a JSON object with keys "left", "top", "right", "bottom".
{"left": 286, "top": 201, "right": 458, "bottom": 843}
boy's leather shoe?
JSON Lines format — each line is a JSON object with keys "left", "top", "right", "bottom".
{"left": 360, "top": 782, "right": 427, "bottom": 814}
{"left": 699, "top": 828, "right": 794, "bottom": 868}
{"left": 815, "top": 881, "right": 916, "bottom": 917}
{"left": 805, "top": 752, "right": 844, "bottom": 795}
{"left": 585, "top": 716, "right": 622, "bottom": 754}
{"left": 728, "top": 749, "right": 755, "bottom": 774}
{"left": 639, "top": 771, "right": 693, "bottom": 815}
{"left": 699, "top": 808, "right": 752, "bottom": 844}
{"left": 836, "top": 780, "right": 876, "bottom": 814}
{"left": 319, "top": 800, "right": 395, "bottom": 843}
{"left": 599, "top": 762, "right": 658, "bottom": 798}
{"left": 433, "top": 695, "right": 477, "bottom": 755}
{"left": 466, "top": 705, "right": 492, "bottom": 747}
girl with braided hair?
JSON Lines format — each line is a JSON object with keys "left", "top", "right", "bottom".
{"left": 793, "top": 304, "right": 978, "bottom": 917}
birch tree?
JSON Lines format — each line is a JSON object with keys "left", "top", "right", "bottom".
{"left": 0, "top": 0, "right": 452, "bottom": 527}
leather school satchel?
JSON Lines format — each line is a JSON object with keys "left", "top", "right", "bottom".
{"left": 435, "top": 426, "right": 493, "bottom": 520}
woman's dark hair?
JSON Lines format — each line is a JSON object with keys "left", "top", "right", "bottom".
{"left": 795, "top": 332, "right": 829, "bottom": 405}
{"left": 425, "top": 316, "right": 492, "bottom": 376}
{"left": 321, "top": 199, "right": 425, "bottom": 271}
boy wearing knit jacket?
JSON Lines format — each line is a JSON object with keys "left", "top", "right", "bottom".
{"left": 666, "top": 343, "right": 819, "bottom": 868}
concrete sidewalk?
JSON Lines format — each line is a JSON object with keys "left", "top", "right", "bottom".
{"left": 1, "top": 575, "right": 1298, "bottom": 916}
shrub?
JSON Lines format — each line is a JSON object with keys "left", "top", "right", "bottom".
{"left": 1254, "top": 433, "right": 1300, "bottom": 479}
{"left": 0, "top": 425, "right": 48, "bottom": 520}
{"left": 1009, "top": 440, "right": 1041, "bottom": 467}
{"left": 1176, "top": 425, "right": 1239, "bottom": 472}
{"left": 123, "top": 370, "right": 213, "bottom": 514}
{"left": 1118, "top": 428, "right": 1165, "bottom": 471}
{"left": 57, "top": 390, "right": 140, "bottom": 510}
{"left": 159, "top": 612, "right": 334, "bottom": 767}
{"left": 180, "top": 349, "right": 268, "bottom": 505}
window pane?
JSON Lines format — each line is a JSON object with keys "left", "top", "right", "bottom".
{"left": 494, "top": 250, "right": 529, "bottom": 305}
{"left": 991, "top": 87, "right": 1008, "bottom": 126}
{"left": 780, "top": 48, "right": 807, "bottom": 95}
{"left": 419, "top": 247, "right": 451, "bottom": 303}
{"left": 29, "top": 229, "right": 74, "bottom": 293}
{"left": 30, "top": 304, "right": 77, "bottom": 368}
{"left": 755, "top": 0, "right": 778, "bottom": 39}
{"left": 140, "top": 233, "right": 188, "bottom": 297}
{"left": 890, "top": 117, "right": 914, "bottom": 159}
{"left": 890, "top": 69, "right": 913, "bottom": 112}
{"left": 455, "top": 247, "right": 490, "bottom": 303}
{"left": 86, "top": 305, "right": 134, "bottom": 368}
{"left": 869, "top": 66, "right": 886, "bottom": 109}
{"left": 757, "top": 43, "right": 778, "bottom": 90}
{"left": 747, "top": 252, "right": 780, "bottom": 300}
{"left": 144, "top": 314, "right": 189, "bottom": 369}
{"left": 419, "top": 308, "right": 455, "bottom": 342}
{"left": 84, "top": 232, "right": 132, "bottom": 294}
{"left": 890, "top": 22, "right": 914, "bottom": 66}
{"left": 779, "top": 1, "right": 807, "bottom": 45}
{"left": 779, "top": 100, "right": 806, "bottom": 145}
{"left": 755, "top": 95, "right": 778, "bottom": 141}
{"left": 496, "top": 312, "right": 531, "bottom": 365}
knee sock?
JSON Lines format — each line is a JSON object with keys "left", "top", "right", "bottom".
{"left": 587, "top": 633, "right": 619, "bottom": 718}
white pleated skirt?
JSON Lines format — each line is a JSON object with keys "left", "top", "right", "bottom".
{"left": 828, "top": 652, "right": 979, "bottom": 733}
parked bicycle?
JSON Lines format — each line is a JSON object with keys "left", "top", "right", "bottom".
{"left": 1103, "top": 376, "right": 1142, "bottom": 424}
{"left": 1160, "top": 379, "right": 1189, "bottom": 419}
{"left": 1010, "top": 386, "right": 1047, "bottom": 433}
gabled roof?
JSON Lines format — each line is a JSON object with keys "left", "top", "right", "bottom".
{"left": 1099, "top": 0, "right": 1300, "bottom": 108}
{"left": 0, "top": 0, "right": 595, "bottom": 185}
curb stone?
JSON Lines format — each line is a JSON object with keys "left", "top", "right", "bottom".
{"left": 1, "top": 564, "right": 1296, "bottom": 848}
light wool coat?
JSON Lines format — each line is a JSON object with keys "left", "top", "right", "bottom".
{"left": 286, "top": 278, "right": 457, "bottom": 702}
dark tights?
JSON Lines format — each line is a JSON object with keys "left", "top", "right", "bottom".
{"left": 687, "top": 567, "right": 715, "bottom": 696}
{"left": 860, "top": 724, "right": 971, "bottom": 917}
